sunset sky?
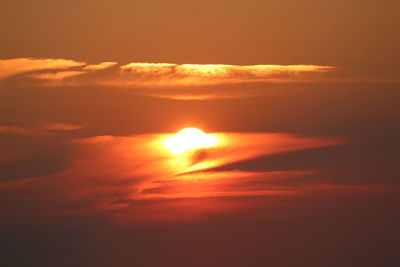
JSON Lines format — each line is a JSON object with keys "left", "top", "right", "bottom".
{"left": 1, "top": 1, "right": 400, "bottom": 267}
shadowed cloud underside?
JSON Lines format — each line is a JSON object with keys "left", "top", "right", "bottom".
{"left": 0, "top": 130, "right": 350, "bottom": 222}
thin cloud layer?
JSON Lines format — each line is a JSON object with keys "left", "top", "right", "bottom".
{"left": 0, "top": 58, "right": 85, "bottom": 79}
{"left": 29, "top": 70, "right": 86, "bottom": 80}
{"left": 0, "top": 123, "right": 86, "bottom": 136}
{"left": 0, "top": 57, "right": 335, "bottom": 100}
{"left": 0, "top": 131, "right": 348, "bottom": 221}
{"left": 38, "top": 123, "right": 87, "bottom": 131}
{"left": 119, "top": 63, "right": 333, "bottom": 86}
{"left": 83, "top": 61, "right": 118, "bottom": 71}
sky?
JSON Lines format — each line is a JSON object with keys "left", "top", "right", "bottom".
{"left": 1, "top": 1, "right": 400, "bottom": 267}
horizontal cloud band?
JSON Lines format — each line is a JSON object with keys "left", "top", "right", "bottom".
{"left": 0, "top": 57, "right": 334, "bottom": 99}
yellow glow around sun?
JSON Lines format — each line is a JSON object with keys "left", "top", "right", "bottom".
{"left": 163, "top": 128, "right": 217, "bottom": 155}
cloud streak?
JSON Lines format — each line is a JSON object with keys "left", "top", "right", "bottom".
{"left": 0, "top": 57, "right": 335, "bottom": 100}
{"left": 119, "top": 63, "right": 333, "bottom": 86}
{"left": 83, "top": 61, "right": 118, "bottom": 71}
{"left": 0, "top": 58, "right": 85, "bottom": 79}
{"left": 2, "top": 129, "right": 397, "bottom": 223}
{"left": 0, "top": 131, "right": 348, "bottom": 222}
{"left": 3, "top": 57, "right": 400, "bottom": 101}
{"left": 29, "top": 70, "right": 86, "bottom": 80}
{"left": 0, "top": 123, "right": 86, "bottom": 136}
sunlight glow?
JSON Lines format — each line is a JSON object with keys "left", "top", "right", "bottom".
{"left": 163, "top": 128, "right": 217, "bottom": 155}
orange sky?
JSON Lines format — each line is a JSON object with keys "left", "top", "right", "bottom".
{"left": 0, "top": 1, "right": 400, "bottom": 267}
{"left": 1, "top": 0, "right": 399, "bottom": 78}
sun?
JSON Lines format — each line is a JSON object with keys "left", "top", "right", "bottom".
{"left": 163, "top": 127, "right": 217, "bottom": 155}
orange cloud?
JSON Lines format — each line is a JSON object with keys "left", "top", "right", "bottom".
{"left": 129, "top": 132, "right": 346, "bottom": 201}
{"left": 29, "top": 70, "right": 86, "bottom": 80}
{"left": 0, "top": 58, "right": 85, "bottom": 79}
{"left": 120, "top": 62, "right": 177, "bottom": 75}
{"left": 175, "top": 64, "right": 234, "bottom": 77}
{"left": 120, "top": 62, "right": 333, "bottom": 86}
{"left": 0, "top": 132, "right": 346, "bottom": 218}
{"left": 176, "top": 64, "right": 331, "bottom": 78}
{"left": 132, "top": 170, "right": 315, "bottom": 200}
{"left": 38, "top": 123, "right": 87, "bottom": 131}
{"left": 83, "top": 62, "right": 118, "bottom": 71}
{"left": 0, "top": 123, "right": 86, "bottom": 136}
{"left": 4, "top": 129, "right": 395, "bottom": 223}
{"left": 0, "top": 57, "right": 336, "bottom": 99}
{"left": 112, "top": 63, "right": 334, "bottom": 99}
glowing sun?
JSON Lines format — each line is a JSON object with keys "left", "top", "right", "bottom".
{"left": 163, "top": 128, "right": 217, "bottom": 155}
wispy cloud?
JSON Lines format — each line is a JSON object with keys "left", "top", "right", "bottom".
{"left": 0, "top": 131, "right": 348, "bottom": 221}
{"left": 29, "top": 70, "right": 86, "bottom": 80}
{"left": 0, "top": 58, "right": 85, "bottom": 79}
{"left": 0, "top": 57, "right": 336, "bottom": 100}
{"left": 3, "top": 57, "right": 400, "bottom": 101}
{"left": 38, "top": 123, "right": 87, "bottom": 131}
{"left": 119, "top": 63, "right": 333, "bottom": 86}
{"left": 2, "top": 129, "right": 397, "bottom": 223}
{"left": 120, "top": 62, "right": 177, "bottom": 75}
{"left": 83, "top": 61, "right": 118, "bottom": 71}
{"left": 0, "top": 123, "right": 86, "bottom": 136}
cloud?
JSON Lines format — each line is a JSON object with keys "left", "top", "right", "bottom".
{"left": 129, "top": 132, "right": 347, "bottom": 200}
{"left": 119, "top": 63, "right": 333, "bottom": 87}
{"left": 2, "top": 129, "right": 397, "bottom": 223}
{"left": 132, "top": 170, "right": 316, "bottom": 200}
{"left": 38, "top": 123, "right": 87, "bottom": 131}
{"left": 83, "top": 62, "right": 118, "bottom": 71}
{"left": 0, "top": 131, "right": 348, "bottom": 221}
{"left": 120, "top": 62, "right": 177, "bottom": 75}
{"left": 0, "top": 123, "right": 86, "bottom": 136}
{"left": 0, "top": 58, "right": 85, "bottom": 79}
{"left": 0, "top": 57, "right": 336, "bottom": 100}
{"left": 29, "top": 70, "right": 86, "bottom": 80}
{"left": 3, "top": 57, "right": 400, "bottom": 101}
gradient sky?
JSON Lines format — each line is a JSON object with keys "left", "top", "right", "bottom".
{"left": 1, "top": 1, "right": 400, "bottom": 267}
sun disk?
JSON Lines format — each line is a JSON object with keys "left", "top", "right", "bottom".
{"left": 163, "top": 128, "right": 216, "bottom": 155}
